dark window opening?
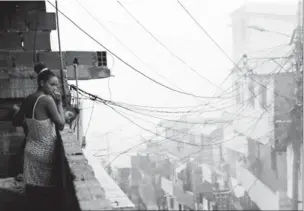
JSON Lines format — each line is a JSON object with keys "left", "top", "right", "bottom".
{"left": 97, "top": 51, "right": 107, "bottom": 66}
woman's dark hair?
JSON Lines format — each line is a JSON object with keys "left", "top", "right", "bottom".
{"left": 34, "top": 63, "right": 56, "bottom": 88}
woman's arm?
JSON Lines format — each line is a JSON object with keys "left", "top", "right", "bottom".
{"left": 56, "top": 101, "right": 66, "bottom": 130}
{"left": 45, "top": 95, "right": 65, "bottom": 131}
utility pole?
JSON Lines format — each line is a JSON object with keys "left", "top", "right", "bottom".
{"left": 55, "top": 0, "right": 67, "bottom": 106}
{"left": 291, "top": 1, "right": 303, "bottom": 210}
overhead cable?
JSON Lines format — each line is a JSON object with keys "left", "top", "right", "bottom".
{"left": 74, "top": 0, "right": 185, "bottom": 92}
{"left": 116, "top": 0, "right": 223, "bottom": 91}
{"left": 177, "top": 0, "right": 294, "bottom": 102}
{"left": 47, "top": 0, "right": 224, "bottom": 100}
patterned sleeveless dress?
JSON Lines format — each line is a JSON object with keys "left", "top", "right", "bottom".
{"left": 24, "top": 94, "right": 58, "bottom": 187}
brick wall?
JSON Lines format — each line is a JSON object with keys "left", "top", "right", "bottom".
{"left": 61, "top": 128, "right": 112, "bottom": 210}
{"left": 0, "top": 127, "right": 112, "bottom": 211}
{"left": 0, "top": 1, "right": 63, "bottom": 178}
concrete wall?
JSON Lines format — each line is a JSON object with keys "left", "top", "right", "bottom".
{"left": 229, "top": 3, "right": 299, "bottom": 209}
{"left": 230, "top": 3, "right": 296, "bottom": 143}
{"left": 230, "top": 2, "right": 297, "bottom": 62}
{"left": 0, "top": 1, "right": 112, "bottom": 210}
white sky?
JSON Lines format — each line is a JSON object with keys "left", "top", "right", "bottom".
{"left": 47, "top": 0, "right": 297, "bottom": 167}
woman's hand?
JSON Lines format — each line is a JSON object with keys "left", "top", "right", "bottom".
{"left": 52, "top": 91, "right": 62, "bottom": 105}
{"left": 13, "top": 104, "right": 20, "bottom": 114}
{"left": 12, "top": 104, "right": 24, "bottom": 127}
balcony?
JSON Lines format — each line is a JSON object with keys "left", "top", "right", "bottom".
{"left": 0, "top": 127, "right": 112, "bottom": 211}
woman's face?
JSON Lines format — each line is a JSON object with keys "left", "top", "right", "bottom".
{"left": 42, "top": 76, "right": 59, "bottom": 95}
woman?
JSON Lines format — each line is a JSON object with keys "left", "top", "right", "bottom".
{"left": 13, "top": 64, "right": 65, "bottom": 211}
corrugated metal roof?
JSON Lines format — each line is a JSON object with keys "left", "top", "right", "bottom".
{"left": 88, "top": 160, "right": 135, "bottom": 209}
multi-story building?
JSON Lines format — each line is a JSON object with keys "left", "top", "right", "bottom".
{"left": 225, "top": 2, "right": 302, "bottom": 210}
{"left": 143, "top": 117, "right": 234, "bottom": 210}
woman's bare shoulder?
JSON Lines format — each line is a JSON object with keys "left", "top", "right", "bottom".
{"left": 39, "top": 95, "right": 55, "bottom": 105}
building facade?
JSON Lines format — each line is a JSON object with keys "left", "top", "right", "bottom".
{"left": 227, "top": 2, "right": 302, "bottom": 210}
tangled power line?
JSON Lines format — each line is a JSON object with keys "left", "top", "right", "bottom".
{"left": 49, "top": 0, "right": 297, "bottom": 196}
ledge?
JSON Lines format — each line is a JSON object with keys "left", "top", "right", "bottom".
{"left": 61, "top": 128, "right": 112, "bottom": 210}
{"left": 0, "top": 127, "right": 112, "bottom": 211}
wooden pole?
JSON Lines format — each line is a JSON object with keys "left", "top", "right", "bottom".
{"left": 55, "top": 0, "right": 67, "bottom": 106}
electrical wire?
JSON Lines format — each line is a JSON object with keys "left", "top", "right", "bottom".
{"left": 84, "top": 101, "right": 95, "bottom": 136}
{"left": 177, "top": 0, "right": 295, "bottom": 103}
{"left": 74, "top": 0, "right": 186, "bottom": 93}
{"left": 105, "top": 104, "right": 254, "bottom": 140}
{"left": 106, "top": 123, "right": 283, "bottom": 170}
{"left": 247, "top": 178, "right": 259, "bottom": 193}
{"left": 108, "top": 99, "right": 257, "bottom": 124}
{"left": 47, "top": 0, "right": 225, "bottom": 100}
{"left": 142, "top": 56, "right": 292, "bottom": 151}
{"left": 71, "top": 56, "right": 290, "bottom": 149}
{"left": 103, "top": 101, "right": 270, "bottom": 148}
{"left": 51, "top": 1, "right": 296, "bottom": 175}
{"left": 102, "top": 59, "right": 294, "bottom": 187}
{"left": 70, "top": 57, "right": 253, "bottom": 113}
{"left": 102, "top": 88, "right": 287, "bottom": 166}
{"left": 70, "top": 54, "right": 292, "bottom": 153}
{"left": 75, "top": 83, "right": 237, "bottom": 113}
{"left": 108, "top": 51, "right": 115, "bottom": 101}
{"left": 73, "top": 54, "right": 276, "bottom": 115}
{"left": 141, "top": 55, "right": 288, "bottom": 128}
{"left": 104, "top": 117, "right": 276, "bottom": 169}
{"left": 116, "top": 0, "right": 224, "bottom": 91}
{"left": 108, "top": 77, "right": 112, "bottom": 101}
{"left": 72, "top": 85, "right": 258, "bottom": 121}
{"left": 177, "top": 0, "right": 238, "bottom": 74}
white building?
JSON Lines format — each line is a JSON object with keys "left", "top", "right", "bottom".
{"left": 228, "top": 1, "right": 302, "bottom": 210}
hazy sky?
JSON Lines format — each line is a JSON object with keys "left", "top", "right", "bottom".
{"left": 46, "top": 0, "right": 297, "bottom": 167}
